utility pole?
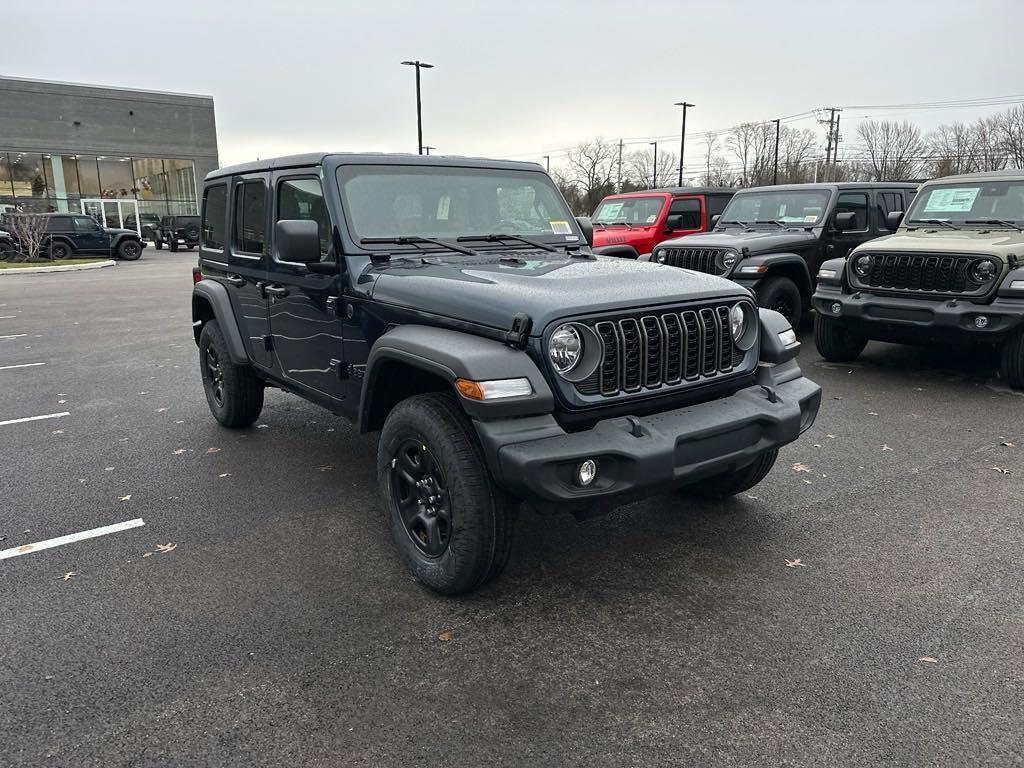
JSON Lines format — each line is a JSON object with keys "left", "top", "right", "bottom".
{"left": 772, "top": 118, "right": 781, "bottom": 185}
{"left": 617, "top": 139, "right": 623, "bottom": 192}
{"left": 821, "top": 107, "right": 840, "bottom": 182}
{"left": 674, "top": 102, "right": 694, "bottom": 186}
{"left": 650, "top": 142, "right": 658, "bottom": 189}
{"left": 543, "top": 155, "right": 550, "bottom": 172}
{"left": 400, "top": 60, "right": 434, "bottom": 154}
{"left": 423, "top": 146, "right": 436, "bottom": 155}
{"left": 831, "top": 111, "right": 842, "bottom": 181}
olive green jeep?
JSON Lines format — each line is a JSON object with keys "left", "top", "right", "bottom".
{"left": 812, "top": 170, "right": 1024, "bottom": 387}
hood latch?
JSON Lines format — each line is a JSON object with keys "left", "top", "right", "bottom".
{"left": 503, "top": 312, "right": 532, "bottom": 349}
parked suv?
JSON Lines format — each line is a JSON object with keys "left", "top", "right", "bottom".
{"left": 813, "top": 170, "right": 1024, "bottom": 387}
{"left": 155, "top": 215, "right": 201, "bottom": 251}
{"left": 0, "top": 228, "right": 15, "bottom": 260}
{"left": 191, "top": 153, "right": 821, "bottom": 594}
{"left": 643, "top": 183, "right": 918, "bottom": 325}
{"left": 591, "top": 187, "right": 734, "bottom": 259}
{"left": 1, "top": 213, "right": 144, "bottom": 260}
{"left": 125, "top": 212, "right": 161, "bottom": 241}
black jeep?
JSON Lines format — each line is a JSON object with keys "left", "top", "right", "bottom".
{"left": 191, "top": 153, "right": 822, "bottom": 594}
{"left": 155, "top": 215, "right": 201, "bottom": 251}
{"left": 643, "top": 183, "right": 918, "bottom": 325}
{"left": 3, "top": 213, "right": 145, "bottom": 261}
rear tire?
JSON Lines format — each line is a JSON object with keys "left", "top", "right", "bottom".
{"left": 154, "top": 237, "right": 163, "bottom": 250}
{"left": 1001, "top": 327, "right": 1024, "bottom": 389}
{"left": 377, "top": 392, "right": 515, "bottom": 595}
{"left": 681, "top": 449, "right": 779, "bottom": 499}
{"left": 117, "top": 239, "right": 142, "bottom": 261}
{"left": 169, "top": 238, "right": 179, "bottom": 252}
{"left": 756, "top": 276, "right": 802, "bottom": 327}
{"left": 814, "top": 312, "right": 867, "bottom": 362}
{"left": 199, "top": 320, "right": 264, "bottom": 428}
{"left": 48, "top": 241, "right": 72, "bottom": 260}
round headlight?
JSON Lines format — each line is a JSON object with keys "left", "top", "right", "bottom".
{"left": 729, "top": 303, "right": 746, "bottom": 340}
{"left": 720, "top": 250, "right": 738, "bottom": 270}
{"left": 730, "top": 302, "right": 757, "bottom": 351}
{"left": 655, "top": 249, "right": 667, "bottom": 263}
{"left": 548, "top": 324, "right": 583, "bottom": 375}
{"left": 971, "top": 259, "right": 998, "bottom": 282}
{"left": 854, "top": 254, "right": 873, "bottom": 277}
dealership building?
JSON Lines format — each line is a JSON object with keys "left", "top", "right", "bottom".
{"left": 0, "top": 76, "right": 218, "bottom": 230}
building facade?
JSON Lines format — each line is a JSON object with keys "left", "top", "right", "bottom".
{"left": 0, "top": 76, "right": 218, "bottom": 228}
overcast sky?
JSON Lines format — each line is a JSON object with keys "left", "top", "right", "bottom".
{"left": 6, "top": 0, "right": 1023, "bottom": 169}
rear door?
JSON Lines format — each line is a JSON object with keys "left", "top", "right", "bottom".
{"left": 265, "top": 171, "right": 346, "bottom": 401}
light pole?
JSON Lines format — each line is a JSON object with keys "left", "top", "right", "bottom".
{"left": 649, "top": 142, "right": 658, "bottom": 189}
{"left": 543, "top": 155, "right": 550, "bottom": 172}
{"left": 674, "top": 101, "right": 694, "bottom": 186}
{"left": 423, "top": 146, "right": 436, "bottom": 155}
{"left": 772, "top": 119, "right": 781, "bottom": 185}
{"left": 400, "top": 60, "right": 434, "bottom": 155}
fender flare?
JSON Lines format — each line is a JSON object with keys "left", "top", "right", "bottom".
{"left": 592, "top": 244, "right": 640, "bottom": 259}
{"left": 109, "top": 232, "right": 141, "bottom": 250}
{"left": 44, "top": 234, "right": 75, "bottom": 253}
{"left": 359, "top": 325, "right": 554, "bottom": 431}
{"left": 192, "top": 279, "right": 249, "bottom": 365}
{"left": 733, "top": 252, "right": 813, "bottom": 296}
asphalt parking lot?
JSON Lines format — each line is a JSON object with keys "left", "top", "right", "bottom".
{"left": 1, "top": 254, "right": 1022, "bottom": 767}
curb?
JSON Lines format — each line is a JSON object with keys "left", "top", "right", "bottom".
{"left": 0, "top": 260, "right": 117, "bottom": 276}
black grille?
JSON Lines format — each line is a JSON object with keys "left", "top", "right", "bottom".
{"left": 578, "top": 303, "right": 749, "bottom": 397}
{"left": 856, "top": 252, "right": 991, "bottom": 295}
{"left": 657, "top": 247, "right": 728, "bottom": 275}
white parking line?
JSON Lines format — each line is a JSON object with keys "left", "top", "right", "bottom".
{"left": 0, "top": 334, "right": 27, "bottom": 339}
{"left": 0, "top": 315, "right": 16, "bottom": 319}
{"left": 0, "top": 412, "right": 69, "bottom": 427}
{"left": 0, "top": 518, "right": 145, "bottom": 561}
{"left": 0, "top": 362, "right": 45, "bottom": 371}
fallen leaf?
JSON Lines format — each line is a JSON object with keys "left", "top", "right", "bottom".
{"left": 803, "top": 479, "right": 813, "bottom": 484}
{"left": 914, "top": 387, "right": 924, "bottom": 392}
{"left": 52, "top": 429, "right": 64, "bottom": 435}
{"left": 173, "top": 449, "right": 186, "bottom": 455}
{"left": 119, "top": 494, "right": 131, "bottom": 502}
{"left": 792, "top": 463, "right": 811, "bottom": 473}
{"left": 826, "top": 434, "right": 836, "bottom": 439}
{"left": 785, "top": 559, "right": 807, "bottom": 568}
{"left": 257, "top": 424, "right": 269, "bottom": 429}
{"left": 155, "top": 543, "right": 177, "bottom": 553}
{"left": 813, "top": 443, "right": 822, "bottom": 448}
{"left": 219, "top": 473, "right": 231, "bottom": 478}
{"left": 142, "top": 552, "right": 152, "bottom": 558}
{"left": 868, "top": 411, "right": 879, "bottom": 416}
{"left": 175, "top": 420, "right": 184, "bottom": 424}
{"left": 61, "top": 571, "right": 78, "bottom": 581}
{"left": 918, "top": 656, "right": 938, "bottom": 664}
{"left": 832, "top": 396, "right": 843, "bottom": 401}
{"left": 991, "top": 466, "right": 1011, "bottom": 475}
{"left": 105, "top": 467, "right": 115, "bottom": 471}
{"left": 882, "top": 444, "right": 893, "bottom": 452}
{"left": 319, "top": 465, "right": 333, "bottom": 472}
{"left": 437, "top": 630, "right": 454, "bottom": 642}
{"left": 156, "top": 407, "right": 168, "bottom": 413}
{"left": 206, "top": 447, "right": 221, "bottom": 454}
{"left": 1001, "top": 441, "right": 1016, "bottom": 448}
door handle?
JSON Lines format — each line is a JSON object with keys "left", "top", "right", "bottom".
{"left": 224, "top": 275, "right": 246, "bottom": 286}
{"left": 262, "top": 284, "right": 289, "bottom": 297}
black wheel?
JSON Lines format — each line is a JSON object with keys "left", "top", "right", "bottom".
{"left": 186, "top": 244, "right": 195, "bottom": 251}
{"left": 756, "top": 276, "right": 802, "bottom": 327}
{"left": 681, "top": 449, "right": 779, "bottom": 499}
{"left": 199, "top": 320, "right": 264, "bottom": 428}
{"left": 814, "top": 312, "right": 867, "bottom": 362}
{"left": 48, "top": 241, "right": 72, "bottom": 260}
{"left": 378, "top": 392, "right": 515, "bottom": 595}
{"left": 168, "top": 238, "right": 179, "bottom": 252}
{"left": 1001, "top": 327, "right": 1024, "bottom": 389}
{"left": 117, "top": 239, "right": 142, "bottom": 261}
{"left": 154, "top": 236, "right": 163, "bottom": 250}
{"left": 0, "top": 242, "right": 12, "bottom": 262}
{"left": 183, "top": 222, "right": 201, "bottom": 242}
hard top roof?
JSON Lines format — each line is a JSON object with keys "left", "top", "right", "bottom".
{"left": 736, "top": 181, "right": 919, "bottom": 193}
{"left": 206, "top": 152, "right": 545, "bottom": 182}
{"left": 604, "top": 186, "right": 736, "bottom": 197}
{"left": 922, "top": 168, "right": 1024, "bottom": 185}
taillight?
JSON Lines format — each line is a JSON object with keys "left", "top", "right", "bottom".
{"left": 192, "top": 266, "right": 202, "bottom": 284}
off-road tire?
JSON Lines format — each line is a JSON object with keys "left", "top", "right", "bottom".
{"left": 814, "top": 312, "right": 867, "bottom": 362}
{"left": 681, "top": 449, "right": 779, "bottom": 499}
{"left": 199, "top": 320, "right": 264, "bottom": 428}
{"left": 117, "top": 239, "right": 142, "bottom": 261}
{"left": 154, "top": 236, "right": 163, "bottom": 250}
{"left": 182, "top": 221, "right": 201, "bottom": 243}
{"left": 757, "top": 276, "right": 802, "bottom": 327}
{"left": 0, "top": 241, "right": 13, "bottom": 261}
{"left": 48, "top": 241, "right": 72, "bottom": 260}
{"left": 169, "top": 237, "right": 179, "bottom": 252}
{"left": 1001, "top": 328, "right": 1024, "bottom": 389}
{"left": 377, "top": 392, "right": 515, "bottom": 595}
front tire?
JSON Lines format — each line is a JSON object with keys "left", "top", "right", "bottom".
{"left": 756, "top": 276, "right": 802, "bottom": 327}
{"left": 154, "top": 236, "right": 163, "bottom": 250}
{"left": 1001, "top": 327, "right": 1024, "bottom": 389}
{"left": 117, "top": 239, "right": 142, "bottom": 261}
{"left": 199, "top": 320, "right": 264, "bottom": 428}
{"left": 814, "top": 312, "right": 867, "bottom": 362}
{"left": 377, "top": 393, "right": 515, "bottom": 595}
{"left": 681, "top": 449, "right": 779, "bottom": 499}
{"left": 169, "top": 237, "right": 179, "bottom": 252}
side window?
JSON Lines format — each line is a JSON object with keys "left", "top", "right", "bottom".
{"left": 233, "top": 180, "right": 267, "bottom": 254}
{"left": 46, "top": 216, "right": 70, "bottom": 233}
{"left": 706, "top": 195, "right": 731, "bottom": 224}
{"left": 668, "top": 198, "right": 701, "bottom": 230}
{"left": 202, "top": 184, "right": 228, "bottom": 251}
{"left": 876, "top": 192, "right": 903, "bottom": 229}
{"left": 836, "top": 192, "right": 868, "bottom": 232}
{"left": 277, "top": 177, "right": 330, "bottom": 260}
{"left": 72, "top": 216, "right": 97, "bottom": 232}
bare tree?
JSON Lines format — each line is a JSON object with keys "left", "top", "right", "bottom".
{"left": 5, "top": 214, "right": 48, "bottom": 262}
{"left": 996, "top": 105, "right": 1024, "bottom": 169}
{"left": 778, "top": 126, "right": 818, "bottom": 183}
{"left": 927, "top": 122, "right": 979, "bottom": 177}
{"left": 856, "top": 120, "right": 923, "bottom": 181}
{"left": 562, "top": 139, "right": 618, "bottom": 214}
{"left": 973, "top": 115, "right": 1008, "bottom": 172}
{"left": 625, "top": 148, "right": 678, "bottom": 189}
{"left": 727, "top": 122, "right": 775, "bottom": 186}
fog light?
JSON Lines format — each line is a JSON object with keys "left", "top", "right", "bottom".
{"left": 830, "top": 302, "right": 842, "bottom": 315}
{"left": 975, "top": 316, "right": 989, "bottom": 329}
{"left": 577, "top": 459, "right": 598, "bottom": 487}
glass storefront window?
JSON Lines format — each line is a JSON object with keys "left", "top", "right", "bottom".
{"left": 9, "top": 153, "right": 46, "bottom": 198}
{"left": 97, "top": 156, "right": 136, "bottom": 198}
{"left": 0, "top": 153, "right": 14, "bottom": 198}
{"left": 132, "top": 158, "right": 167, "bottom": 201}
{"left": 164, "top": 159, "right": 196, "bottom": 204}
{"left": 77, "top": 155, "right": 101, "bottom": 197}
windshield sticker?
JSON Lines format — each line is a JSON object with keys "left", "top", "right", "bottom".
{"left": 804, "top": 214, "right": 817, "bottom": 222}
{"left": 436, "top": 196, "right": 451, "bottom": 220}
{"left": 565, "top": 235, "right": 579, "bottom": 241}
{"left": 645, "top": 215, "right": 657, "bottom": 224}
{"left": 597, "top": 202, "right": 623, "bottom": 221}
{"left": 925, "top": 187, "right": 980, "bottom": 213}
{"left": 549, "top": 220, "right": 572, "bottom": 235}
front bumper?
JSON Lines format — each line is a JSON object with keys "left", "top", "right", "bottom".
{"left": 474, "top": 363, "right": 821, "bottom": 503}
{"left": 813, "top": 284, "right": 1024, "bottom": 336}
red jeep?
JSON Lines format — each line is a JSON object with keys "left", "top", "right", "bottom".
{"left": 591, "top": 187, "right": 735, "bottom": 259}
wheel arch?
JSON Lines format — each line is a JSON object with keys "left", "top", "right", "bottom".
{"left": 737, "top": 253, "right": 814, "bottom": 298}
{"left": 192, "top": 280, "right": 249, "bottom": 365}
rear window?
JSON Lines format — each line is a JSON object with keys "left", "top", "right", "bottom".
{"left": 202, "top": 185, "right": 228, "bottom": 250}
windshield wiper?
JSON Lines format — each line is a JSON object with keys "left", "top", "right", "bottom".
{"left": 965, "top": 218, "right": 1024, "bottom": 232}
{"left": 719, "top": 219, "right": 750, "bottom": 227}
{"left": 911, "top": 218, "right": 961, "bottom": 231}
{"left": 456, "top": 233, "right": 558, "bottom": 253}
{"left": 754, "top": 219, "right": 787, "bottom": 229}
{"left": 360, "top": 235, "right": 479, "bottom": 256}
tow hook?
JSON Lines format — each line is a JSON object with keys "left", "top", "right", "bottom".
{"left": 760, "top": 385, "right": 779, "bottom": 403}
{"left": 625, "top": 415, "right": 644, "bottom": 438}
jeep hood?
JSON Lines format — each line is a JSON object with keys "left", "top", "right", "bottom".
{"left": 103, "top": 227, "right": 136, "bottom": 236}
{"left": 854, "top": 229, "right": 1024, "bottom": 261}
{"left": 663, "top": 229, "right": 818, "bottom": 255}
{"left": 365, "top": 254, "right": 748, "bottom": 333}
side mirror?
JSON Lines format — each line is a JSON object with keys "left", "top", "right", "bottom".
{"left": 664, "top": 214, "right": 684, "bottom": 232}
{"left": 885, "top": 210, "right": 904, "bottom": 231}
{"left": 275, "top": 219, "right": 321, "bottom": 263}
{"left": 575, "top": 216, "right": 594, "bottom": 247}
{"left": 834, "top": 211, "right": 857, "bottom": 231}
{"left": 711, "top": 214, "right": 721, "bottom": 228}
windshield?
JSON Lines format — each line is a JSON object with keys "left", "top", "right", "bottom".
{"left": 336, "top": 165, "right": 577, "bottom": 246}
{"left": 907, "top": 180, "right": 1024, "bottom": 224}
{"left": 720, "top": 189, "right": 831, "bottom": 226}
{"left": 592, "top": 196, "right": 665, "bottom": 225}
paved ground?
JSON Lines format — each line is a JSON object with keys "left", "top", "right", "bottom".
{"left": 1, "top": 254, "right": 1022, "bottom": 767}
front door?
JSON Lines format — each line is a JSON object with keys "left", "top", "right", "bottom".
{"left": 266, "top": 172, "right": 346, "bottom": 402}
{"left": 829, "top": 190, "right": 871, "bottom": 262}
{"left": 71, "top": 215, "right": 109, "bottom": 253}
